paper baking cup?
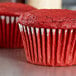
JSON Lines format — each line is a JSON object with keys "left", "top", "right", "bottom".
{"left": 0, "top": 16, "right": 23, "bottom": 48}
{"left": 19, "top": 24, "right": 76, "bottom": 66}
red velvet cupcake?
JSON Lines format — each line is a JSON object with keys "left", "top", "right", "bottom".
{"left": 18, "top": 9, "right": 76, "bottom": 66}
{"left": 0, "top": 2, "right": 36, "bottom": 48}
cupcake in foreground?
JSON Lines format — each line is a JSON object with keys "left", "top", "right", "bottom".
{"left": 0, "top": 2, "right": 36, "bottom": 48}
{"left": 18, "top": 9, "right": 76, "bottom": 66}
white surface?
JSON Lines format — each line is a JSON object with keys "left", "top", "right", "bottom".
{"left": 0, "top": 49, "right": 76, "bottom": 76}
{"left": 28, "top": 0, "right": 62, "bottom": 9}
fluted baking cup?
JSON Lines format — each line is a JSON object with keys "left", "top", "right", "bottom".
{"left": 0, "top": 16, "right": 23, "bottom": 48}
{"left": 19, "top": 24, "right": 76, "bottom": 66}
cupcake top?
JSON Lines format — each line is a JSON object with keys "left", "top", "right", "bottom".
{"left": 18, "top": 9, "right": 76, "bottom": 29}
{"left": 0, "top": 2, "right": 36, "bottom": 16}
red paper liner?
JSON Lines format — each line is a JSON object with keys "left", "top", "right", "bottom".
{"left": 19, "top": 24, "right": 76, "bottom": 66}
{"left": 0, "top": 16, "right": 23, "bottom": 48}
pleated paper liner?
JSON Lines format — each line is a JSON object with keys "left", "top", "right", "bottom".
{"left": 19, "top": 24, "right": 76, "bottom": 66}
{"left": 0, "top": 15, "right": 23, "bottom": 48}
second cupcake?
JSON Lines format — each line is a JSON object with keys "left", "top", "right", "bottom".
{"left": 0, "top": 2, "right": 36, "bottom": 48}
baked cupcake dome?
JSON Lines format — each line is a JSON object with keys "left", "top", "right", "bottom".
{"left": 18, "top": 9, "right": 76, "bottom": 66}
{"left": 0, "top": 2, "right": 36, "bottom": 48}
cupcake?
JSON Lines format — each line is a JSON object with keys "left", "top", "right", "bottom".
{"left": 18, "top": 9, "right": 76, "bottom": 66}
{"left": 0, "top": 2, "right": 36, "bottom": 48}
